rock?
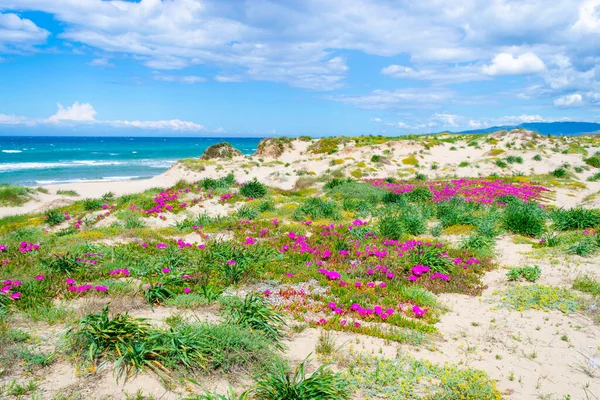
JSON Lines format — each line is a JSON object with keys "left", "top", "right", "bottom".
{"left": 199, "top": 142, "right": 242, "bottom": 160}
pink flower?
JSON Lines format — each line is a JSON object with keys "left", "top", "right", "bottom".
{"left": 412, "top": 305, "right": 428, "bottom": 318}
{"left": 65, "top": 278, "right": 75, "bottom": 285}
{"left": 340, "top": 320, "right": 347, "bottom": 325}
{"left": 408, "top": 275, "right": 419, "bottom": 282}
{"left": 379, "top": 282, "right": 387, "bottom": 288}
{"left": 285, "top": 273, "right": 294, "bottom": 278}
{"left": 9, "top": 292, "right": 21, "bottom": 300}
{"left": 355, "top": 282, "right": 363, "bottom": 288}
{"left": 157, "top": 243, "right": 167, "bottom": 249}
{"left": 354, "top": 322, "right": 361, "bottom": 328}
{"left": 95, "top": 285, "right": 108, "bottom": 292}
{"left": 264, "top": 290, "right": 272, "bottom": 296}
{"left": 162, "top": 268, "right": 171, "bottom": 273}
{"left": 183, "top": 287, "right": 191, "bottom": 293}
{"left": 35, "top": 275, "right": 45, "bottom": 281}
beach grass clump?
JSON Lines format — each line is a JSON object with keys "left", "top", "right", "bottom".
{"left": 584, "top": 155, "right": 600, "bottom": 168}
{"left": 81, "top": 198, "right": 105, "bottom": 211}
{"left": 566, "top": 238, "right": 598, "bottom": 257}
{"left": 292, "top": 197, "right": 341, "bottom": 221}
{"left": 44, "top": 209, "right": 66, "bottom": 226}
{"left": 506, "top": 265, "right": 541, "bottom": 282}
{"left": 0, "top": 184, "right": 33, "bottom": 206}
{"left": 503, "top": 201, "right": 546, "bottom": 237}
{"left": 65, "top": 305, "right": 284, "bottom": 382}
{"left": 341, "top": 353, "right": 502, "bottom": 400}
{"left": 307, "top": 138, "right": 342, "bottom": 154}
{"left": 497, "top": 284, "right": 580, "bottom": 313}
{"left": 224, "top": 293, "right": 286, "bottom": 344}
{"left": 550, "top": 207, "right": 600, "bottom": 231}
{"left": 56, "top": 189, "right": 79, "bottom": 196}
{"left": 240, "top": 179, "right": 268, "bottom": 199}
{"left": 252, "top": 359, "right": 349, "bottom": 400}
{"left": 573, "top": 274, "right": 600, "bottom": 297}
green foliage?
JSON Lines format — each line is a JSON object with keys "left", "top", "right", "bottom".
{"left": 199, "top": 173, "right": 236, "bottom": 190}
{"left": 57, "top": 189, "right": 79, "bottom": 196}
{"left": 532, "top": 154, "right": 542, "bottom": 161}
{"left": 252, "top": 358, "right": 349, "bottom": 400}
{"left": 503, "top": 201, "right": 545, "bottom": 237}
{"left": 587, "top": 172, "right": 600, "bottom": 182}
{"left": 405, "top": 187, "right": 433, "bottom": 202}
{"left": 495, "top": 159, "right": 507, "bottom": 168}
{"left": 567, "top": 238, "right": 597, "bottom": 257}
{"left": 240, "top": 179, "right": 268, "bottom": 199}
{"left": 377, "top": 214, "right": 404, "bottom": 240}
{"left": 0, "top": 184, "right": 33, "bottom": 206}
{"left": 144, "top": 282, "right": 176, "bottom": 306}
{"left": 43, "top": 253, "right": 80, "bottom": 274}
{"left": 551, "top": 208, "right": 600, "bottom": 231}
{"left": 343, "top": 353, "right": 502, "bottom": 400}
{"left": 506, "top": 266, "right": 541, "bottom": 282}
{"left": 327, "top": 181, "right": 384, "bottom": 203}
{"left": 225, "top": 293, "right": 286, "bottom": 344}
{"left": 573, "top": 275, "right": 600, "bottom": 297}
{"left": 498, "top": 284, "right": 580, "bottom": 313}
{"left": 550, "top": 167, "right": 568, "bottom": 178}
{"left": 436, "top": 198, "right": 478, "bottom": 228}
{"left": 584, "top": 156, "right": 600, "bottom": 168}
{"left": 402, "top": 211, "right": 427, "bottom": 236}
{"left": 323, "top": 177, "right": 352, "bottom": 190}
{"left": 44, "top": 210, "right": 66, "bottom": 226}
{"left": 237, "top": 205, "right": 259, "bottom": 220}
{"left": 82, "top": 198, "right": 104, "bottom": 211}
{"left": 505, "top": 155, "right": 523, "bottom": 164}
{"left": 293, "top": 198, "right": 340, "bottom": 221}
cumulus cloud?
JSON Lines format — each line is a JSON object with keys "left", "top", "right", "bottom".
{"left": 1, "top": 101, "right": 206, "bottom": 132}
{"left": 47, "top": 101, "right": 96, "bottom": 122}
{"left": 554, "top": 93, "right": 584, "bottom": 107}
{"left": 0, "top": 12, "right": 49, "bottom": 50}
{"left": 482, "top": 52, "right": 545, "bottom": 76}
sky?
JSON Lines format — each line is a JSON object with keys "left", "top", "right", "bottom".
{"left": 0, "top": 0, "right": 600, "bottom": 137}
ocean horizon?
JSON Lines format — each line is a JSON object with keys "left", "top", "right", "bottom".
{"left": 0, "top": 136, "right": 262, "bottom": 186}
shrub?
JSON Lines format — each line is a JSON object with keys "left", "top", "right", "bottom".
{"left": 532, "top": 154, "right": 542, "bottom": 161}
{"left": 237, "top": 205, "right": 259, "bottom": 220}
{"left": 584, "top": 156, "right": 600, "bottom": 168}
{"left": 44, "top": 210, "right": 66, "bottom": 226}
{"left": 225, "top": 293, "right": 286, "bottom": 344}
{"left": 0, "top": 185, "right": 33, "bottom": 206}
{"left": 293, "top": 198, "right": 340, "bottom": 221}
{"left": 240, "top": 179, "right": 268, "bottom": 198}
{"left": 503, "top": 201, "right": 545, "bottom": 237}
{"left": 402, "top": 212, "right": 426, "bottom": 236}
{"left": 378, "top": 214, "right": 404, "bottom": 240}
{"left": 57, "top": 189, "right": 79, "bottom": 196}
{"left": 402, "top": 155, "right": 419, "bottom": 166}
{"left": 550, "top": 167, "right": 568, "bottom": 178}
{"left": 405, "top": 187, "right": 433, "bottom": 202}
{"left": 495, "top": 159, "right": 507, "bottom": 168}
{"left": 506, "top": 266, "right": 541, "bottom": 282}
{"left": 458, "top": 161, "right": 470, "bottom": 167}
{"left": 323, "top": 178, "right": 352, "bottom": 190}
{"left": 567, "top": 238, "right": 597, "bottom": 257}
{"left": 82, "top": 198, "right": 104, "bottom": 211}
{"left": 414, "top": 172, "right": 427, "bottom": 181}
{"left": 573, "top": 275, "right": 600, "bottom": 297}
{"left": 550, "top": 208, "right": 600, "bottom": 231}
{"left": 252, "top": 359, "right": 349, "bottom": 400}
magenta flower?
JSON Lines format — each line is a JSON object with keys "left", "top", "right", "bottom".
{"left": 9, "top": 292, "right": 21, "bottom": 300}
{"left": 65, "top": 278, "right": 75, "bottom": 285}
{"left": 355, "top": 282, "right": 363, "bottom": 288}
{"left": 340, "top": 320, "right": 347, "bottom": 325}
{"left": 412, "top": 305, "right": 428, "bottom": 318}
{"left": 264, "top": 289, "right": 272, "bottom": 296}
{"left": 95, "top": 285, "right": 108, "bottom": 292}
{"left": 157, "top": 243, "right": 167, "bottom": 249}
{"left": 183, "top": 287, "right": 191, "bottom": 293}
{"left": 408, "top": 275, "right": 419, "bottom": 282}
{"left": 162, "top": 268, "right": 171, "bottom": 273}
{"left": 35, "top": 275, "right": 45, "bottom": 281}
{"left": 354, "top": 322, "right": 361, "bottom": 327}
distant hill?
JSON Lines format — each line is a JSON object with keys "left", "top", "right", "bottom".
{"left": 451, "top": 121, "right": 600, "bottom": 136}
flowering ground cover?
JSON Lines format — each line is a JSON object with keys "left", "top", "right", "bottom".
{"left": 2, "top": 171, "right": 599, "bottom": 399}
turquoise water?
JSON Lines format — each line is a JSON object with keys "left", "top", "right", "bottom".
{"left": 0, "top": 136, "right": 261, "bottom": 185}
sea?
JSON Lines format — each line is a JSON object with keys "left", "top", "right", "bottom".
{"left": 0, "top": 136, "right": 262, "bottom": 186}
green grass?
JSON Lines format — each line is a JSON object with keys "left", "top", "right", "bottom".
{"left": 56, "top": 189, "right": 79, "bottom": 196}
{"left": 497, "top": 284, "right": 580, "bottom": 313}
{"left": 573, "top": 275, "right": 600, "bottom": 297}
{"left": 0, "top": 184, "right": 33, "bottom": 206}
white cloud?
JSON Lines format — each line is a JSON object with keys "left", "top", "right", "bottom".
{"left": 109, "top": 119, "right": 205, "bottom": 132}
{"left": 434, "top": 113, "right": 460, "bottom": 127}
{"left": 0, "top": 12, "right": 49, "bottom": 50}
{"left": 572, "top": 0, "right": 600, "bottom": 34}
{"left": 88, "top": 57, "right": 114, "bottom": 67}
{"left": 1, "top": 101, "right": 206, "bottom": 132}
{"left": 154, "top": 75, "right": 206, "bottom": 84}
{"left": 370, "top": 117, "right": 382, "bottom": 122}
{"left": 47, "top": 101, "right": 96, "bottom": 122}
{"left": 215, "top": 75, "right": 244, "bottom": 83}
{"left": 482, "top": 52, "right": 545, "bottom": 76}
{"left": 468, "top": 120, "right": 483, "bottom": 129}
{"left": 554, "top": 93, "right": 584, "bottom": 107}
{"left": 326, "top": 89, "right": 452, "bottom": 110}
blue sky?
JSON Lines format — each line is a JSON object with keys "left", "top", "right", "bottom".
{"left": 0, "top": 0, "right": 600, "bottom": 137}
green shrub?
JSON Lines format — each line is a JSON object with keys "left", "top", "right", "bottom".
{"left": 503, "top": 201, "right": 545, "bottom": 237}
{"left": 550, "top": 167, "right": 568, "bottom": 178}
{"left": 405, "top": 187, "right": 432, "bottom": 202}
{"left": 240, "top": 179, "right": 268, "bottom": 198}
{"left": 293, "top": 198, "right": 340, "bottom": 221}
{"left": 532, "top": 154, "right": 542, "bottom": 161}
{"left": 550, "top": 208, "right": 600, "bottom": 231}
{"left": 506, "top": 266, "right": 541, "bottom": 282}
{"left": 573, "top": 275, "right": 600, "bottom": 296}
{"left": 237, "top": 205, "right": 259, "bottom": 220}
{"left": 44, "top": 210, "right": 66, "bottom": 226}
{"left": 498, "top": 284, "right": 579, "bottom": 313}
{"left": 323, "top": 178, "right": 352, "bottom": 190}
{"left": 82, "top": 198, "right": 104, "bottom": 210}
{"left": 0, "top": 185, "right": 33, "bottom": 206}
{"left": 252, "top": 359, "right": 349, "bottom": 400}
{"left": 458, "top": 161, "right": 470, "bottom": 167}
{"left": 587, "top": 172, "right": 600, "bottom": 182}
{"left": 225, "top": 293, "right": 286, "bottom": 344}
{"left": 378, "top": 214, "right": 404, "bottom": 240}
{"left": 57, "top": 189, "right": 79, "bottom": 196}
{"left": 567, "top": 238, "right": 597, "bottom": 257}
{"left": 402, "top": 212, "right": 426, "bottom": 236}
{"left": 495, "top": 159, "right": 507, "bottom": 168}
{"left": 584, "top": 156, "right": 600, "bottom": 168}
